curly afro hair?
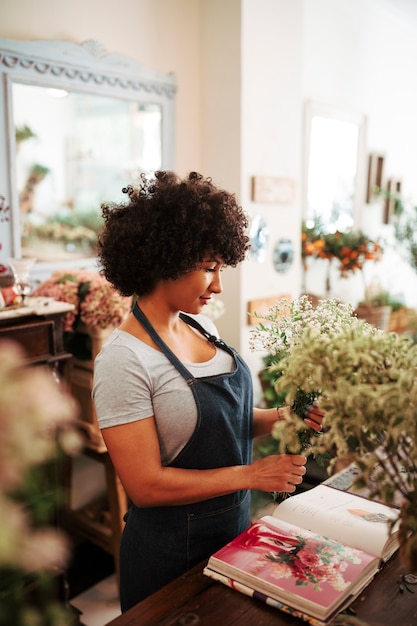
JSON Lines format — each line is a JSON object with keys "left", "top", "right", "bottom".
{"left": 97, "top": 171, "right": 250, "bottom": 297}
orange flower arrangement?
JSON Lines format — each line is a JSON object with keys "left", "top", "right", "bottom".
{"left": 302, "top": 223, "right": 383, "bottom": 277}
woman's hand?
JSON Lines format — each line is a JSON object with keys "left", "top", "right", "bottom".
{"left": 250, "top": 454, "right": 307, "bottom": 494}
{"left": 303, "top": 401, "right": 324, "bottom": 432}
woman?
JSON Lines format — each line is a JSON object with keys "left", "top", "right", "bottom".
{"left": 92, "top": 171, "right": 323, "bottom": 611}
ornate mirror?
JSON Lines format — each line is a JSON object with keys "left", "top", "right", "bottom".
{"left": 0, "top": 38, "right": 176, "bottom": 282}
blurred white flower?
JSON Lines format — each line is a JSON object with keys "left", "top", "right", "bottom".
{"left": 19, "top": 528, "right": 70, "bottom": 572}
{"left": 0, "top": 338, "right": 81, "bottom": 615}
{"left": 201, "top": 297, "right": 225, "bottom": 321}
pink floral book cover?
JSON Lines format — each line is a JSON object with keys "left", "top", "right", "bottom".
{"left": 209, "top": 515, "right": 377, "bottom": 614}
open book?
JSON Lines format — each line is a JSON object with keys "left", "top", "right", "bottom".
{"left": 204, "top": 483, "right": 400, "bottom": 625}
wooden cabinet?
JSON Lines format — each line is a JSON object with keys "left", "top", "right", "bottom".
{"left": 0, "top": 300, "right": 74, "bottom": 370}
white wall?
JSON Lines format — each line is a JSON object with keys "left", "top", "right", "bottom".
{"left": 239, "top": 0, "right": 304, "bottom": 398}
{"left": 199, "top": 0, "right": 243, "bottom": 352}
{"left": 301, "top": 0, "right": 417, "bottom": 307}
{"left": 198, "top": 0, "right": 304, "bottom": 404}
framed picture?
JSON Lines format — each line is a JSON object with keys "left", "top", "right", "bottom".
{"left": 247, "top": 294, "right": 290, "bottom": 325}
{"left": 251, "top": 176, "right": 296, "bottom": 204}
{"left": 383, "top": 178, "right": 401, "bottom": 224}
{"left": 366, "top": 152, "right": 385, "bottom": 203}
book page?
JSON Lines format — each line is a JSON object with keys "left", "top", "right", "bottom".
{"left": 324, "top": 462, "right": 404, "bottom": 509}
{"left": 272, "top": 484, "right": 399, "bottom": 559}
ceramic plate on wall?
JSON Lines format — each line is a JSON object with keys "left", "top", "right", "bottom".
{"left": 273, "top": 238, "right": 294, "bottom": 273}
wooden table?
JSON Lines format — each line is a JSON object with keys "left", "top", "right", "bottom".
{"left": 106, "top": 551, "right": 417, "bottom": 626}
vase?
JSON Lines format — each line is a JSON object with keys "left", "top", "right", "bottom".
{"left": 71, "top": 324, "right": 114, "bottom": 371}
{"left": 354, "top": 304, "right": 392, "bottom": 331}
{"left": 388, "top": 307, "right": 409, "bottom": 333}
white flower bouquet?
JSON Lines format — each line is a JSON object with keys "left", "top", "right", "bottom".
{"left": 250, "top": 295, "right": 364, "bottom": 458}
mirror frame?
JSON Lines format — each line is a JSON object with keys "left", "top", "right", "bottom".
{"left": 303, "top": 100, "right": 367, "bottom": 232}
{"left": 0, "top": 37, "right": 176, "bottom": 276}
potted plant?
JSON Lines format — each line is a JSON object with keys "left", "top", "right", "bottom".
{"left": 354, "top": 288, "right": 393, "bottom": 331}
{"left": 301, "top": 221, "right": 383, "bottom": 298}
{"left": 32, "top": 269, "right": 132, "bottom": 362}
{"left": 377, "top": 187, "right": 417, "bottom": 273}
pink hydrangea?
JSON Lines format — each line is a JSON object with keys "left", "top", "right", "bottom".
{"left": 33, "top": 269, "right": 132, "bottom": 332}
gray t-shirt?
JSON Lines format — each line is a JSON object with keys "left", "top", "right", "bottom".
{"left": 92, "top": 314, "right": 235, "bottom": 465}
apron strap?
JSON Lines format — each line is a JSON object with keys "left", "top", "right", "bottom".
{"left": 132, "top": 302, "right": 192, "bottom": 380}
{"left": 132, "top": 302, "right": 232, "bottom": 380}
{"left": 179, "top": 312, "right": 229, "bottom": 350}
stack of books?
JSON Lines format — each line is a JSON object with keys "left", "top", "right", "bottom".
{"left": 204, "top": 474, "right": 400, "bottom": 625}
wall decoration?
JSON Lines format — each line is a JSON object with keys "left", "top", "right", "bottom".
{"left": 383, "top": 178, "right": 401, "bottom": 224}
{"left": 366, "top": 152, "right": 385, "bottom": 203}
{"left": 273, "top": 238, "right": 294, "bottom": 273}
{"left": 247, "top": 294, "right": 291, "bottom": 325}
{"left": 249, "top": 214, "right": 269, "bottom": 262}
{"left": 251, "top": 176, "right": 296, "bottom": 204}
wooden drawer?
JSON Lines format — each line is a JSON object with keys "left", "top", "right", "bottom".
{"left": 0, "top": 319, "right": 55, "bottom": 363}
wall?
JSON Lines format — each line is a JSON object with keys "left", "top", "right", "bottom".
{"left": 198, "top": 0, "right": 304, "bottom": 404}
{"left": 301, "top": 0, "right": 417, "bottom": 307}
{"left": 203, "top": 0, "right": 417, "bottom": 401}
{"left": 0, "top": 0, "right": 202, "bottom": 175}
{"left": 239, "top": 0, "right": 304, "bottom": 394}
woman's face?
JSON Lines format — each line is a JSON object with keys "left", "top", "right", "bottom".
{"left": 165, "top": 258, "right": 224, "bottom": 314}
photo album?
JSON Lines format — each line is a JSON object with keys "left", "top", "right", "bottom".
{"left": 204, "top": 481, "right": 400, "bottom": 625}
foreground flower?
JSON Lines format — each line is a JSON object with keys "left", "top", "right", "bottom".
{"left": 201, "top": 297, "right": 225, "bottom": 321}
{"left": 0, "top": 340, "right": 82, "bottom": 624}
{"left": 249, "top": 295, "right": 357, "bottom": 355}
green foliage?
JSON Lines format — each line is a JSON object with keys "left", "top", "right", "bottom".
{"left": 377, "top": 187, "right": 417, "bottom": 274}
{"left": 50, "top": 210, "right": 103, "bottom": 234}
{"left": 259, "top": 352, "right": 287, "bottom": 408}
{"left": 251, "top": 297, "right": 354, "bottom": 473}
{"left": 357, "top": 290, "right": 404, "bottom": 308}
{"left": 0, "top": 567, "right": 78, "bottom": 626}
{"left": 29, "top": 163, "right": 50, "bottom": 179}
{"left": 15, "top": 124, "right": 36, "bottom": 143}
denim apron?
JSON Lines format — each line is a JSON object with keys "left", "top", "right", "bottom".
{"left": 119, "top": 303, "right": 253, "bottom": 611}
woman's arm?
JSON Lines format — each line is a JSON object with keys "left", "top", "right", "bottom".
{"left": 101, "top": 416, "right": 307, "bottom": 508}
{"left": 253, "top": 404, "right": 324, "bottom": 438}
{"left": 253, "top": 406, "right": 283, "bottom": 438}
